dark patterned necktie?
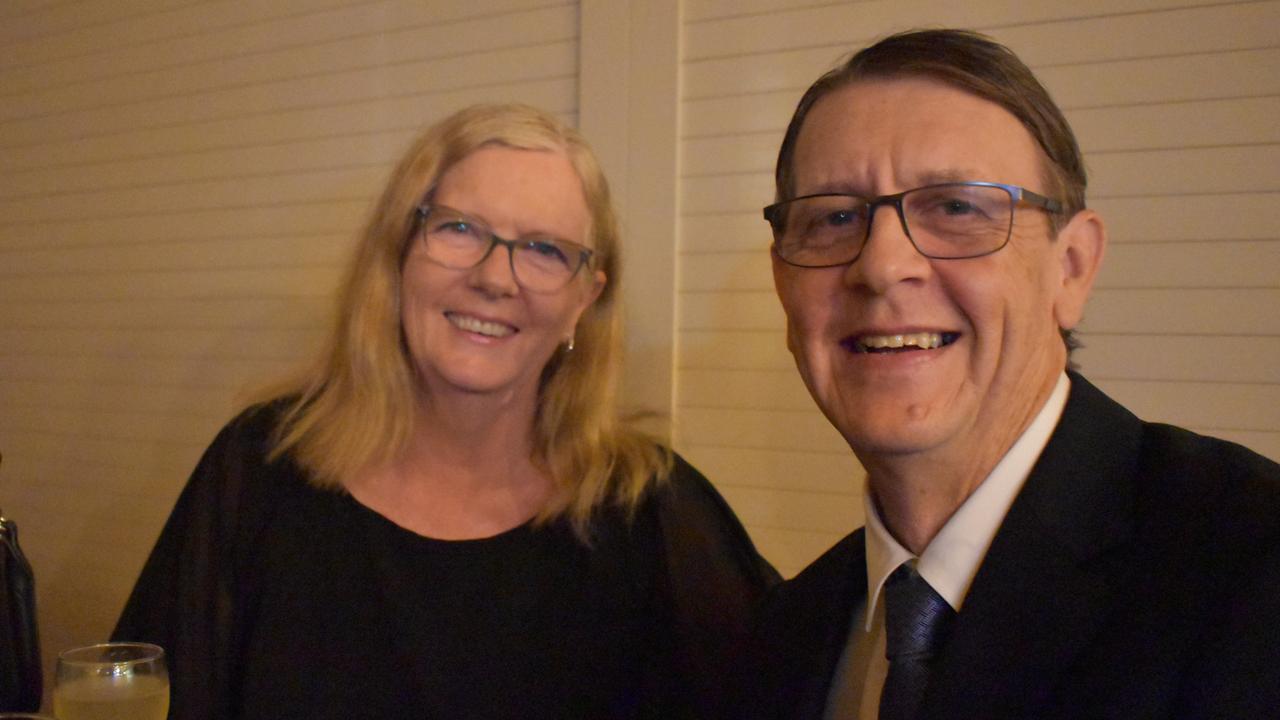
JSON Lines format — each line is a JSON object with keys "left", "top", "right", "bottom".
{"left": 879, "top": 563, "right": 956, "bottom": 720}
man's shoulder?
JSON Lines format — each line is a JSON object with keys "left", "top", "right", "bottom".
{"left": 1063, "top": 373, "right": 1279, "bottom": 498}
{"left": 1138, "top": 420, "right": 1280, "bottom": 485}
{"left": 1059, "top": 373, "right": 1280, "bottom": 539}
{"left": 756, "top": 530, "right": 866, "bottom": 637}
{"left": 1133, "top": 420, "right": 1280, "bottom": 540}
{"left": 1075, "top": 403, "right": 1280, "bottom": 715}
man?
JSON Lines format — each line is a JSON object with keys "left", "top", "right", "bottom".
{"left": 731, "top": 29, "right": 1280, "bottom": 720}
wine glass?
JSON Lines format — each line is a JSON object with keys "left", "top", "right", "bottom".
{"left": 53, "top": 642, "right": 169, "bottom": 720}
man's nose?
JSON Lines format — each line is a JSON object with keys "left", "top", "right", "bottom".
{"left": 843, "top": 203, "right": 930, "bottom": 293}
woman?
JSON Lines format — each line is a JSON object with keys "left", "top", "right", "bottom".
{"left": 113, "top": 104, "right": 777, "bottom": 719}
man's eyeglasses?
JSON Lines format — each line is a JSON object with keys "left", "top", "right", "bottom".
{"left": 413, "top": 205, "right": 595, "bottom": 292}
{"left": 763, "top": 181, "right": 1064, "bottom": 268}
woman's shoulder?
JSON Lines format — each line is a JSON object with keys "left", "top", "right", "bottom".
{"left": 643, "top": 450, "right": 779, "bottom": 580}
{"left": 198, "top": 397, "right": 311, "bottom": 476}
{"left": 212, "top": 397, "right": 290, "bottom": 450}
{"left": 627, "top": 450, "right": 780, "bottom": 716}
{"left": 648, "top": 451, "right": 740, "bottom": 526}
{"left": 184, "top": 398, "right": 312, "bottom": 517}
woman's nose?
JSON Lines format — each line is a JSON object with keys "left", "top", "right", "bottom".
{"left": 469, "top": 239, "right": 520, "bottom": 295}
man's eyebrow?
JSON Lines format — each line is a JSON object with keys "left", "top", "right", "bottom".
{"left": 797, "top": 181, "right": 865, "bottom": 197}
{"left": 915, "top": 168, "right": 982, "bottom": 185}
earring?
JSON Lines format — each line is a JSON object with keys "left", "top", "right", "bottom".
{"left": 565, "top": 335, "right": 575, "bottom": 352}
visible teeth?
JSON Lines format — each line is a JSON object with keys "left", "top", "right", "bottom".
{"left": 859, "top": 332, "right": 943, "bottom": 351}
{"left": 447, "top": 313, "right": 514, "bottom": 338}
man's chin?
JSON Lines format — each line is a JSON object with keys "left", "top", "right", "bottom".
{"left": 838, "top": 413, "right": 959, "bottom": 463}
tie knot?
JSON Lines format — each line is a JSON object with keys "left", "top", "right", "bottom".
{"left": 883, "top": 564, "right": 955, "bottom": 661}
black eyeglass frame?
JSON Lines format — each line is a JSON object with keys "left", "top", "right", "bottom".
{"left": 763, "top": 181, "right": 1064, "bottom": 268}
{"left": 412, "top": 204, "right": 596, "bottom": 291}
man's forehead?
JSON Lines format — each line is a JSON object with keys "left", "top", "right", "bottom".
{"left": 790, "top": 77, "right": 1046, "bottom": 193}
{"left": 797, "top": 77, "right": 1027, "bottom": 150}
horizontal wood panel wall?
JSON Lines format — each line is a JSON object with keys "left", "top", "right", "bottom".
{"left": 676, "top": 0, "right": 1280, "bottom": 577}
{"left": 4, "top": 0, "right": 1278, "bottom": 679}
{"left": 0, "top": 0, "right": 580, "bottom": 694}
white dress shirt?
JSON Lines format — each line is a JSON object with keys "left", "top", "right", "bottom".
{"left": 824, "top": 372, "right": 1071, "bottom": 720}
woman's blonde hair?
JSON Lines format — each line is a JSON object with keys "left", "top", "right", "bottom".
{"left": 263, "top": 103, "right": 670, "bottom": 536}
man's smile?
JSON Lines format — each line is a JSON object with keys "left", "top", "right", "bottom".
{"left": 842, "top": 332, "right": 960, "bottom": 354}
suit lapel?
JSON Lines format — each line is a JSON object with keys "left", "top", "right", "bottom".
{"left": 920, "top": 374, "right": 1143, "bottom": 718}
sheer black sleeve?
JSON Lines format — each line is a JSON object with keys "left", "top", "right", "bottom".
{"left": 652, "top": 453, "right": 782, "bottom": 718}
{"left": 112, "top": 406, "right": 282, "bottom": 720}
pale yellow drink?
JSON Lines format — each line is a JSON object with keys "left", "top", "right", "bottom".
{"left": 52, "top": 673, "right": 169, "bottom": 720}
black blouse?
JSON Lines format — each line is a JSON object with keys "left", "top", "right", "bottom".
{"left": 114, "top": 404, "right": 778, "bottom": 719}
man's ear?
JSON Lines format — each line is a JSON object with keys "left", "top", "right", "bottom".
{"left": 1053, "top": 209, "right": 1107, "bottom": 330}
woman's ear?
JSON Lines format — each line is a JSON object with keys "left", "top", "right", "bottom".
{"left": 571, "top": 270, "right": 607, "bottom": 327}
{"left": 588, "top": 269, "right": 607, "bottom": 306}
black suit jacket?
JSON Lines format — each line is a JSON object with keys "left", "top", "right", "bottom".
{"left": 730, "top": 373, "right": 1280, "bottom": 719}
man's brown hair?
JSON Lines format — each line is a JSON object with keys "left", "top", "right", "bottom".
{"left": 774, "top": 29, "right": 1086, "bottom": 233}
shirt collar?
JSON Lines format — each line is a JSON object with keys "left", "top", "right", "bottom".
{"left": 862, "top": 372, "right": 1070, "bottom": 630}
